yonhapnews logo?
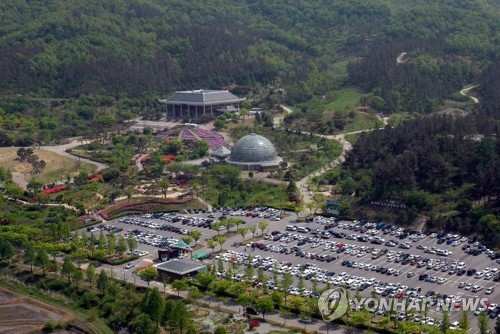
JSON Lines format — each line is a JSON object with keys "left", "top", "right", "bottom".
{"left": 318, "top": 288, "right": 349, "bottom": 321}
{"left": 318, "top": 289, "right": 491, "bottom": 321}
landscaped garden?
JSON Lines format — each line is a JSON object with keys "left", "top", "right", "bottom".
{"left": 156, "top": 126, "right": 228, "bottom": 150}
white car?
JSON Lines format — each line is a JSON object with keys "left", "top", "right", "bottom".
{"left": 471, "top": 285, "right": 482, "bottom": 292}
{"left": 437, "top": 278, "right": 447, "bottom": 284}
{"left": 124, "top": 262, "right": 136, "bottom": 269}
{"left": 474, "top": 308, "right": 485, "bottom": 315}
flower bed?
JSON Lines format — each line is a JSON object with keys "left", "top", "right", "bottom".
{"left": 41, "top": 185, "right": 68, "bottom": 195}
{"left": 156, "top": 127, "right": 228, "bottom": 150}
{"left": 248, "top": 320, "right": 260, "bottom": 328}
{"left": 99, "top": 198, "right": 194, "bottom": 219}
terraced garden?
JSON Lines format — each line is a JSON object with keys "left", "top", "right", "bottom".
{"left": 0, "top": 288, "right": 72, "bottom": 334}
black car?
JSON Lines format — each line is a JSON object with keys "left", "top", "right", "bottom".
{"left": 419, "top": 274, "right": 428, "bottom": 281}
{"left": 467, "top": 269, "right": 477, "bottom": 276}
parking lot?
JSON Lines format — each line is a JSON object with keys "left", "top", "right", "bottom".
{"left": 81, "top": 207, "right": 499, "bottom": 332}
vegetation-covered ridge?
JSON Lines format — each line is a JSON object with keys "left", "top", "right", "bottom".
{"left": 0, "top": 0, "right": 498, "bottom": 97}
{"left": 339, "top": 63, "right": 500, "bottom": 247}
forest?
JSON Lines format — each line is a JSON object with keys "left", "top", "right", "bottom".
{"left": 0, "top": 0, "right": 498, "bottom": 146}
{"left": 342, "top": 61, "right": 500, "bottom": 247}
{"left": 0, "top": 0, "right": 498, "bottom": 98}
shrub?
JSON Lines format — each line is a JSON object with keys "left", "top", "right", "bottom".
{"left": 43, "top": 320, "right": 56, "bottom": 332}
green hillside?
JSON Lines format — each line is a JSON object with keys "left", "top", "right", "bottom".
{"left": 0, "top": 0, "right": 498, "bottom": 97}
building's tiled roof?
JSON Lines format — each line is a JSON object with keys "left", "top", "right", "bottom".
{"left": 157, "top": 259, "right": 206, "bottom": 275}
{"left": 159, "top": 89, "right": 245, "bottom": 106}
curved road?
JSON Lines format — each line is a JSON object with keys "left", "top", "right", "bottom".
{"left": 459, "top": 85, "right": 479, "bottom": 104}
{"left": 294, "top": 123, "right": 388, "bottom": 203}
{"left": 41, "top": 139, "right": 108, "bottom": 171}
{"left": 7, "top": 139, "right": 107, "bottom": 190}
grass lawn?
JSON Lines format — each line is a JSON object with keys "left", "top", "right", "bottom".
{"left": 0, "top": 147, "right": 96, "bottom": 184}
{"left": 325, "top": 88, "right": 364, "bottom": 114}
{"left": 344, "top": 133, "right": 359, "bottom": 145}
{"left": 343, "top": 113, "right": 381, "bottom": 133}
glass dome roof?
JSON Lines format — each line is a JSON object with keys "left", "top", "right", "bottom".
{"left": 228, "top": 133, "right": 279, "bottom": 163}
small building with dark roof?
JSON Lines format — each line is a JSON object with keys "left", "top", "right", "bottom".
{"left": 159, "top": 89, "right": 245, "bottom": 119}
{"left": 156, "top": 259, "right": 207, "bottom": 281}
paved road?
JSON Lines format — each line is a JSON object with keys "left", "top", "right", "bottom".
{"left": 41, "top": 139, "right": 108, "bottom": 171}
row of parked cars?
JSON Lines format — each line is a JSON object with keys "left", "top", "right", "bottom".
{"left": 118, "top": 217, "right": 190, "bottom": 236}
{"left": 311, "top": 217, "right": 498, "bottom": 259}
{"left": 124, "top": 229, "right": 183, "bottom": 248}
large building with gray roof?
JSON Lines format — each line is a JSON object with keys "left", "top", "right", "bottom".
{"left": 159, "top": 89, "right": 245, "bottom": 119}
{"left": 156, "top": 259, "right": 207, "bottom": 280}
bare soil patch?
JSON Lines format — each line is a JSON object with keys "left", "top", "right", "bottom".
{"left": 0, "top": 288, "right": 72, "bottom": 334}
{"left": 0, "top": 147, "right": 95, "bottom": 184}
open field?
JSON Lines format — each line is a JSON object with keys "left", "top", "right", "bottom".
{"left": 326, "top": 88, "right": 364, "bottom": 113}
{"left": 0, "top": 147, "right": 96, "bottom": 184}
{"left": 0, "top": 287, "right": 72, "bottom": 334}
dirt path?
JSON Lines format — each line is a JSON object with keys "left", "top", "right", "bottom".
{"left": 459, "top": 85, "right": 479, "bottom": 104}
{"left": 273, "top": 105, "right": 294, "bottom": 127}
{"left": 11, "top": 172, "right": 28, "bottom": 190}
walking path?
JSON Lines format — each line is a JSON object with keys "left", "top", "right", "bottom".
{"left": 11, "top": 172, "right": 28, "bottom": 190}
{"left": 273, "top": 105, "right": 294, "bottom": 127}
{"left": 41, "top": 139, "right": 108, "bottom": 171}
{"left": 99, "top": 262, "right": 345, "bottom": 333}
{"left": 295, "top": 119, "right": 388, "bottom": 204}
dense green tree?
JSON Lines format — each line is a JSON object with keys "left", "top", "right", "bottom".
{"left": 61, "top": 256, "right": 76, "bottom": 283}
{"left": 459, "top": 311, "right": 470, "bottom": 331}
{"left": 157, "top": 178, "right": 170, "bottom": 198}
{"left": 478, "top": 312, "right": 489, "bottom": 334}
{"left": 35, "top": 248, "right": 50, "bottom": 275}
{"left": 72, "top": 269, "right": 84, "bottom": 288}
{"left": 139, "top": 267, "right": 158, "bottom": 287}
{"left": 127, "top": 235, "right": 137, "bottom": 252}
{"left": 255, "top": 297, "right": 274, "bottom": 320}
{"left": 171, "top": 278, "right": 189, "bottom": 296}
{"left": 188, "top": 230, "right": 202, "bottom": 245}
{"left": 440, "top": 311, "right": 450, "bottom": 334}
{"left": 141, "top": 288, "right": 164, "bottom": 326}
{"left": 24, "top": 243, "right": 36, "bottom": 273}
{"left": 86, "top": 264, "right": 96, "bottom": 286}
{"left": 131, "top": 313, "right": 158, "bottom": 334}
{"left": 117, "top": 236, "right": 127, "bottom": 256}
{"left": 97, "top": 269, "right": 109, "bottom": 293}
{"left": 281, "top": 272, "right": 294, "bottom": 303}
{"left": 258, "top": 221, "right": 269, "bottom": 235}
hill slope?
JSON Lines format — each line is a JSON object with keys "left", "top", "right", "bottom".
{"left": 0, "top": 0, "right": 498, "bottom": 97}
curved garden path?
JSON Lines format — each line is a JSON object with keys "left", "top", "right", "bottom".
{"left": 41, "top": 139, "right": 108, "bottom": 171}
